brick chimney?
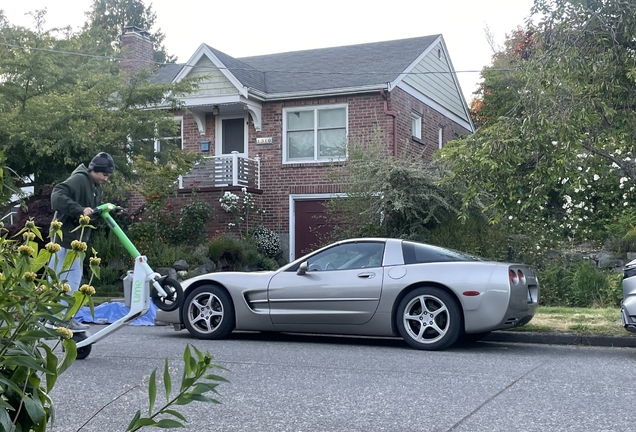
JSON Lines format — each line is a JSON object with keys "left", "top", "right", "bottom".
{"left": 119, "top": 26, "right": 154, "bottom": 78}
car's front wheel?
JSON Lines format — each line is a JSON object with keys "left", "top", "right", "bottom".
{"left": 396, "top": 287, "right": 461, "bottom": 350}
{"left": 183, "top": 285, "right": 235, "bottom": 340}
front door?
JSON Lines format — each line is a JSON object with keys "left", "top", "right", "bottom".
{"left": 268, "top": 241, "right": 385, "bottom": 325}
{"left": 215, "top": 116, "right": 247, "bottom": 156}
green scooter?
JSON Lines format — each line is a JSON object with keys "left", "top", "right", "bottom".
{"left": 73, "top": 203, "right": 183, "bottom": 359}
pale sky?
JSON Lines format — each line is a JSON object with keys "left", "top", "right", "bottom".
{"left": 1, "top": 0, "right": 537, "bottom": 102}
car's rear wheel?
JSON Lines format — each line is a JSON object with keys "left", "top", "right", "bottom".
{"left": 183, "top": 285, "right": 235, "bottom": 340}
{"left": 396, "top": 287, "right": 461, "bottom": 351}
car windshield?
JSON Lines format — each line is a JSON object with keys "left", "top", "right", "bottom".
{"left": 402, "top": 241, "right": 483, "bottom": 264}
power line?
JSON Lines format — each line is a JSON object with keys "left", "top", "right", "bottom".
{"left": 0, "top": 41, "right": 517, "bottom": 76}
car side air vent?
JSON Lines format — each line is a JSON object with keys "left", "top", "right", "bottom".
{"left": 504, "top": 317, "right": 519, "bottom": 326}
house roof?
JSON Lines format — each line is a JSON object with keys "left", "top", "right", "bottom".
{"left": 154, "top": 35, "right": 441, "bottom": 95}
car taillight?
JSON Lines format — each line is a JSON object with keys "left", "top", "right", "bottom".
{"left": 509, "top": 269, "right": 519, "bottom": 284}
{"left": 517, "top": 269, "right": 526, "bottom": 285}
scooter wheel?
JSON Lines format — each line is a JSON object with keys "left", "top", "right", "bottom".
{"left": 152, "top": 277, "right": 183, "bottom": 312}
{"left": 72, "top": 332, "right": 92, "bottom": 360}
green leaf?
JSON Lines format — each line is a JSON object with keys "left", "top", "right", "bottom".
{"left": 155, "top": 418, "right": 186, "bottom": 428}
{"left": 0, "top": 406, "right": 13, "bottom": 432}
{"left": 160, "top": 409, "right": 186, "bottom": 421}
{"left": 163, "top": 358, "right": 172, "bottom": 399}
{"left": 126, "top": 410, "right": 142, "bottom": 432}
{"left": 129, "top": 418, "right": 158, "bottom": 429}
{"left": 23, "top": 395, "right": 46, "bottom": 425}
{"left": 42, "top": 344, "right": 59, "bottom": 392}
{"left": 148, "top": 369, "right": 157, "bottom": 416}
{"left": 58, "top": 339, "right": 77, "bottom": 374}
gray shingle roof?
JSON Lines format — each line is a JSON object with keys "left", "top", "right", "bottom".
{"left": 152, "top": 35, "right": 440, "bottom": 96}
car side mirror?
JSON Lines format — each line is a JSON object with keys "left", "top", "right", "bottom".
{"left": 297, "top": 261, "right": 308, "bottom": 275}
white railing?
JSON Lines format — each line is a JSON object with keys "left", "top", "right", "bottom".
{"left": 179, "top": 152, "right": 261, "bottom": 190}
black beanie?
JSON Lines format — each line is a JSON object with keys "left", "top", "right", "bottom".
{"left": 89, "top": 152, "right": 115, "bottom": 174}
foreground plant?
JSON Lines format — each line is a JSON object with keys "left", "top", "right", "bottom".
{"left": 0, "top": 219, "right": 92, "bottom": 431}
{"left": 126, "top": 345, "right": 227, "bottom": 431}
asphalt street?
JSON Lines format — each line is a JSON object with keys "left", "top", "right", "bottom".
{"left": 47, "top": 325, "right": 636, "bottom": 432}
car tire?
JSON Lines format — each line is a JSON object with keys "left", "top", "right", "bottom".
{"left": 182, "top": 285, "right": 235, "bottom": 340}
{"left": 396, "top": 287, "right": 461, "bottom": 351}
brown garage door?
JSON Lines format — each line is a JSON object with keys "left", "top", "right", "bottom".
{"left": 294, "top": 200, "right": 332, "bottom": 258}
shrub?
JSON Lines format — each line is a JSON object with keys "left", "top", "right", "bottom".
{"left": 178, "top": 199, "right": 212, "bottom": 244}
{"left": 208, "top": 235, "right": 245, "bottom": 268}
{"left": 537, "top": 261, "right": 622, "bottom": 308}
{"left": 249, "top": 225, "right": 281, "bottom": 258}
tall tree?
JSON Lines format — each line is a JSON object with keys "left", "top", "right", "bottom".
{"left": 83, "top": 0, "right": 174, "bottom": 64}
{"left": 0, "top": 10, "right": 197, "bottom": 201}
{"left": 439, "top": 0, "right": 636, "bottom": 248}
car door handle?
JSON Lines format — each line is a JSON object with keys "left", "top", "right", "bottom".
{"left": 357, "top": 272, "right": 375, "bottom": 279}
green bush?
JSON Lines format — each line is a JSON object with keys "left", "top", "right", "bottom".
{"left": 207, "top": 235, "right": 278, "bottom": 271}
{"left": 429, "top": 215, "right": 510, "bottom": 261}
{"left": 178, "top": 199, "right": 212, "bottom": 244}
{"left": 537, "top": 261, "right": 622, "bottom": 308}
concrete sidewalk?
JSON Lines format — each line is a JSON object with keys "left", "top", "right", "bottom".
{"left": 485, "top": 330, "right": 636, "bottom": 348}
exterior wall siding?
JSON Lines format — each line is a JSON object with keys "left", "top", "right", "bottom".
{"left": 189, "top": 57, "right": 237, "bottom": 96}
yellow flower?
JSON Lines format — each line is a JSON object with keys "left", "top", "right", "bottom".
{"left": 23, "top": 272, "right": 37, "bottom": 283}
{"left": 45, "top": 242, "right": 61, "bottom": 253}
{"left": 18, "top": 245, "right": 34, "bottom": 257}
{"left": 61, "top": 283, "right": 71, "bottom": 293}
{"left": 89, "top": 257, "right": 101, "bottom": 266}
{"left": 23, "top": 232, "right": 36, "bottom": 241}
{"left": 79, "top": 284, "right": 96, "bottom": 296}
{"left": 71, "top": 240, "right": 87, "bottom": 252}
{"left": 50, "top": 220, "right": 63, "bottom": 231}
{"left": 35, "top": 284, "right": 47, "bottom": 293}
{"left": 79, "top": 214, "right": 91, "bottom": 226}
{"left": 56, "top": 327, "right": 73, "bottom": 339}
{"left": 25, "top": 220, "right": 35, "bottom": 229}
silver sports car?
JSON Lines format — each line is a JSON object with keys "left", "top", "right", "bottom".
{"left": 156, "top": 238, "right": 539, "bottom": 350}
{"left": 621, "top": 259, "right": 636, "bottom": 333}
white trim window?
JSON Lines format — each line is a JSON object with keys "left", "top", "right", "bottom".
{"left": 215, "top": 115, "right": 248, "bottom": 157}
{"left": 411, "top": 112, "right": 422, "bottom": 140}
{"left": 283, "top": 104, "right": 348, "bottom": 163}
{"left": 155, "top": 116, "right": 183, "bottom": 152}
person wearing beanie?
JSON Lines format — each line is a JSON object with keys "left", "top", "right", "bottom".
{"left": 49, "top": 152, "right": 115, "bottom": 330}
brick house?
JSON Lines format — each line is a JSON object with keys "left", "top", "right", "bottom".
{"left": 121, "top": 28, "right": 474, "bottom": 261}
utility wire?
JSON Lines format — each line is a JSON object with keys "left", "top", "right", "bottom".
{"left": 0, "top": 41, "right": 517, "bottom": 76}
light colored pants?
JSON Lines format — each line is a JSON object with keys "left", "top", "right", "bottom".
{"left": 48, "top": 247, "right": 83, "bottom": 304}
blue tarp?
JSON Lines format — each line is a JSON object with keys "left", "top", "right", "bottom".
{"left": 75, "top": 299, "right": 158, "bottom": 326}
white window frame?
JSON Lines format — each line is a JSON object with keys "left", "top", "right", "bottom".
{"left": 411, "top": 112, "right": 422, "bottom": 140}
{"left": 154, "top": 116, "right": 183, "bottom": 152}
{"left": 215, "top": 114, "right": 248, "bottom": 157}
{"left": 282, "top": 104, "right": 348, "bottom": 164}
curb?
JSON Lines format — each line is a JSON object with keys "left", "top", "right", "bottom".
{"left": 485, "top": 331, "right": 636, "bottom": 348}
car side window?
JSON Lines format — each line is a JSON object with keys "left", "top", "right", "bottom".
{"left": 306, "top": 242, "right": 385, "bottom": 271}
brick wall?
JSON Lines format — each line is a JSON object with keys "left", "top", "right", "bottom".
{"left": 120, "top": 29, "right": 154, "bottom": 78}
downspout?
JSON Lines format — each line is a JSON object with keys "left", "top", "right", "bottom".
{"left": 380, "top": 89, "right": 398, "bottom": 157}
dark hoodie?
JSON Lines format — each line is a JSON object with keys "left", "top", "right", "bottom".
{"left": 51, "top": 164, "right": 103, "bottom": 248}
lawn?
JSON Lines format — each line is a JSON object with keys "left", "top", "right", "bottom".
{"left": 512, "top": 306, "right": 634, "bottom": 337}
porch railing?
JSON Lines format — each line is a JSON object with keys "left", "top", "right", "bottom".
{"left": 178, "top": 152, "right": 261, "bottom": 190}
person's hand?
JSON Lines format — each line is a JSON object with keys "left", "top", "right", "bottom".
{"left": 82, "top": 207, "right": 94, "bottom": 216}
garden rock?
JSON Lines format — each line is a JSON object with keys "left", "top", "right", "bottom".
{"left": 595, "top": 251, "right": 614, "bottom": 268}
{"left": 202, "top": 258, "right": 216, "bottom": 273}
{"left": 627, "top": 252, "right": 636, "bottom": 263}
{"left": 155, "top": 267, "right": 178, "bottom": 281}
{"left": 173, "top": 259, "right": 189, "bottom": 271}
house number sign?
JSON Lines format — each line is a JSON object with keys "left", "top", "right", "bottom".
{"left": 256, "top": 137, "right": 274, "bottom": 144}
